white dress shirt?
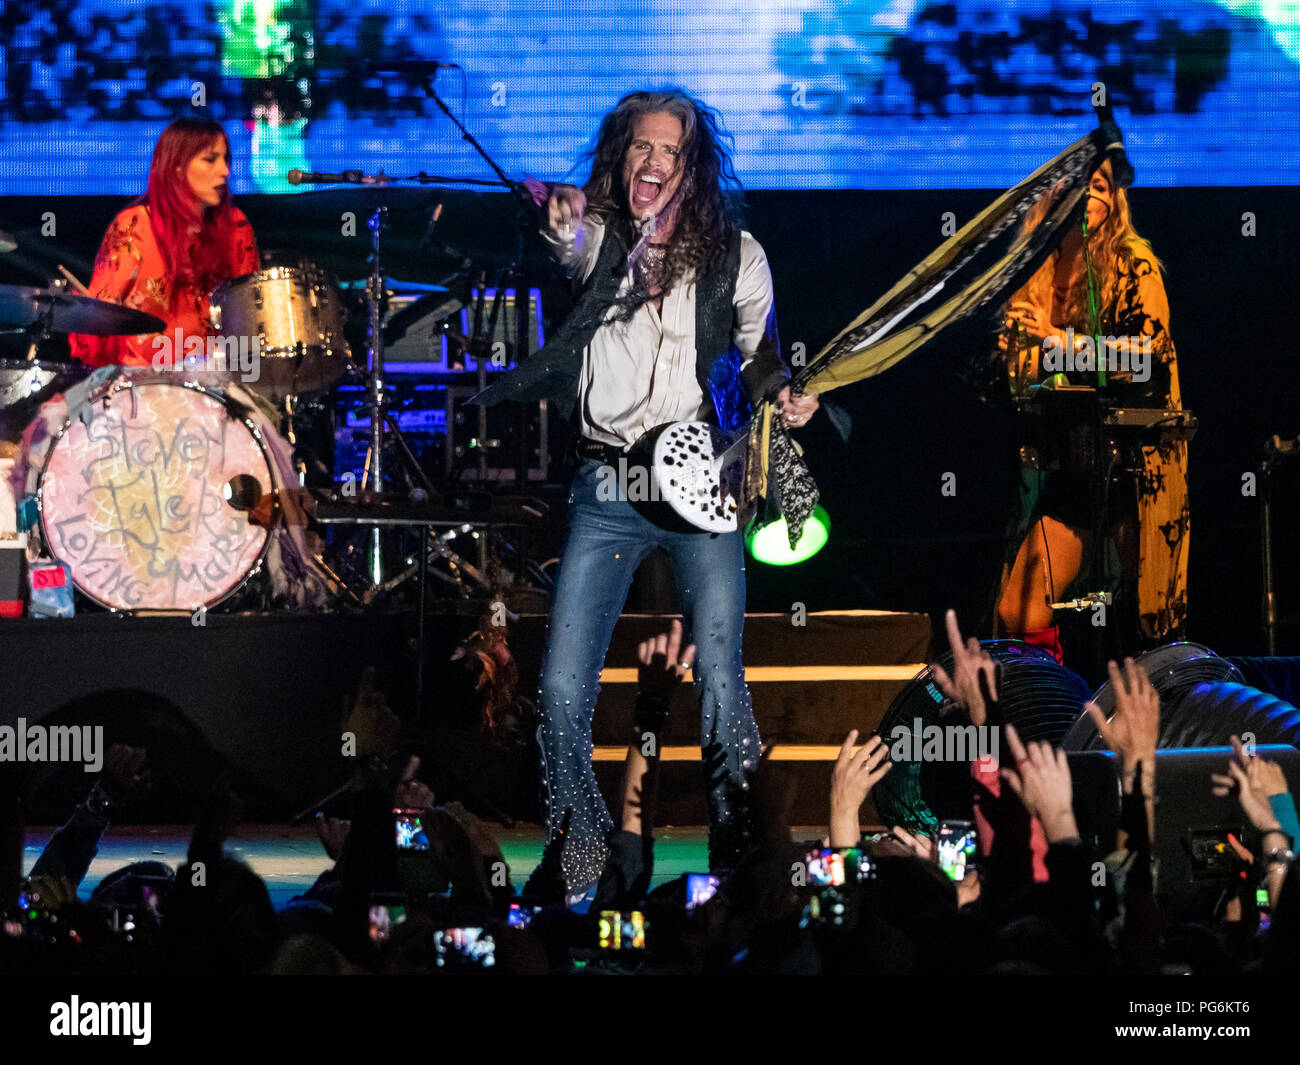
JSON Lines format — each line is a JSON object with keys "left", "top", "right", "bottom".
{"left": 543, "top": 218, "right": 778, "bottom": 449}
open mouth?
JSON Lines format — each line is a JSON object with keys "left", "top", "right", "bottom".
{"left": 632, "top": 173, "right": 662, "bottom": 207}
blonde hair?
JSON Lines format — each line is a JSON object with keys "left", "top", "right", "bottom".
{"left": 1011, "top": 159, "right": 1160, "bottom": 332}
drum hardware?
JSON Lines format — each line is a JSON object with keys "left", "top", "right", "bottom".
{"left": 362, "top": 203, "right": 390, "bottom": 582}
{"left": 364, "top": 523, "right": 490, "bottom": 603}
{"left": 313, "top": 491, "right": 499, "bottom": 716}
{"left": 276, "top": 79, "right": 546, "bottom": 615}
{"left": 324, "top": 204, "right": 526, "bottom": 581}
{"left": 1051, "top": 591, "right": 1113, "bottom": 613}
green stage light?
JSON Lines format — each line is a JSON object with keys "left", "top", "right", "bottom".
{"left": 745, "top": 505, "right": 830, "bottom": 565}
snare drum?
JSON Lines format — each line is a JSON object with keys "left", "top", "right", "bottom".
{"left": 210, "top": 265, "right": 348, "bottom": 395}
{"left": 36, "top": 374, "right": 276, "bottom": 611}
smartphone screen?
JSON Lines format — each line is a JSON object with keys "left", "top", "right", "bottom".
{"left": 434, "top": 927, "right": 496, "bottom": 968}
{"left": 368, "top": 896, "right": 407, "bottom": 943}
{"left": 394, "top": 809, "right": 430, "bottom": 850}
{"left": 685, "top": 873, "right": 720, "bottom": 912}
{"left": 803, "top": 846, "right": 872, "bottom": 886}
{"left": 508, "top": 902, "right": 542, "bottom": 928}
{"left": 799, "top": 848, "right": 872, "bottom": 930}
{"left": 936, "top": 821, "right": 977, "bottom": 882}
{"left": 597, "top": 910, "right": 646, "bottom": 951}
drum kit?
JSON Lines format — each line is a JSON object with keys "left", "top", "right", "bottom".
{"left": 0, "top": 211, "right": 549, "bottom": 618}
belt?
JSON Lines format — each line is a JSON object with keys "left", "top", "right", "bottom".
{"left": 575, "top": 437, "right": 630, "bottom": 465}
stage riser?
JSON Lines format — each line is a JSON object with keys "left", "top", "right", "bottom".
{"left": 1, "top": 610, "right": 929, "bottom": 822}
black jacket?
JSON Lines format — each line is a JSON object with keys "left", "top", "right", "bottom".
{"left": 469, "top": 221, "right": 789, "bottom": 438}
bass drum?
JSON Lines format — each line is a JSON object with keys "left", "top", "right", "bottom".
{"left": 36, "top": 375, "right": 277, "bottom": 611}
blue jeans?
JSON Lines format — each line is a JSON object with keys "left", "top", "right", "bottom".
{"left": 538, "top": 458, "right": 762, "bottom": 890}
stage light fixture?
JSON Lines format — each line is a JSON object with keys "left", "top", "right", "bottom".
{"left": 744, "top": 505, "right": 830, "bottom": 565}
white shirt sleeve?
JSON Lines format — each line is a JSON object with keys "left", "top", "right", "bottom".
{"left": 733, "top": 232, "right": 784, "bottom": 392}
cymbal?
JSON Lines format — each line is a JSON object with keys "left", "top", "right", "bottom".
{"left": 0, "top": 285, "right": 165, "bottom": 336}
{"left": 0, "top": 230, "right": 16, "bottom": 253}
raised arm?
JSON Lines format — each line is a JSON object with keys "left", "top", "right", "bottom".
{"left": 538, "top": 183, "right": 604, "bottom": 282}
{"left": 69, "top": 208, "right": 146, "bottom": 365}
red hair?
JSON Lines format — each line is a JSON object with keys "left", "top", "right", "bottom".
{"left": 135, "top": 118, "right": 240, "bottom": 311}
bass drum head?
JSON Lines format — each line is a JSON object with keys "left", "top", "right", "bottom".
{"left": 37, "top": 377, "right": 275, "bottom": 611}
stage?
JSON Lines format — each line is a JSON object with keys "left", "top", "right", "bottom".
{"left": 1, "top": 607, "right": 932, "bottom": 827}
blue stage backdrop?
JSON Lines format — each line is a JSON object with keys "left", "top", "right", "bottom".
{"left": 1, "top": 0, "right": 1296, "bottom": 194}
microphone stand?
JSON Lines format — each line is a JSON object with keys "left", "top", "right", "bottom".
{"left": 415, "top": 73, "right": 543, "bottom": 493}
{"left": 1078, "top": 211, "right": 1125, "bottom": 666}
{"left": 364, "top": 199, "right": 389, "bottom": 584}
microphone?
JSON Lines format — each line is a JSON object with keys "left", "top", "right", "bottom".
{"left": 1092, "top": 102, "right": 1134, "bottom": 189}
{"left": 364, "top": 59, "right": 457, "bottom": 75}
{"left": 286, "top": 169, "right": 375, "bottom": 186}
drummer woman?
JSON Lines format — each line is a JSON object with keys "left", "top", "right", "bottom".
{"left": 69, "top": 117, "right": 260, "bottom": 367}
{"left": 995, "top": 159, "right": 1189, "bottom": 656}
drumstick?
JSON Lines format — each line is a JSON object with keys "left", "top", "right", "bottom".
{"left": 58, "top": 265, "right": 91, "bottom": 296}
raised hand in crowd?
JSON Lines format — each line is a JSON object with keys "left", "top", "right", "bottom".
{"left": 619, "top": 619, "right": 696, "bottom": 838}
{"left": 930, "top": 609, "right": 999, "bottom": 727}
{"left": 1085, "top": 658, "right": 1159, "bottom": 790}
{"left": 1211, "top": 735, "right": 1288, "bottom": 832}
{"left": 1086, "top": 658, "right": 1159, "bottom": 846}
{"left": 1000, "top": 724, "right": 1078, "bottom": 844}
{"left": 636, "top": 618, "right": 696, "bottom": 703}
{"left": 1212, "top": 737, "right": 1296, "bottom": 910}
{"left": 828, "top": 730, "right": 891, "bottom": 847}
{"left": 101, "top": 744, "right": 150, "bottom": 803}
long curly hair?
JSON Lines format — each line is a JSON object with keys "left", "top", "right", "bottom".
{"left": 1009, "top": 159, "right": 1161, "bottom": 333}
{"left": 134, "top": 118, "right": 242, "bottom": 312}
{"left": 580, "top": 90, "right": 743, "bottom": 313}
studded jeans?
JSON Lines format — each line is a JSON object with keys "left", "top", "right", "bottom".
{"left": 537, "top": 458, "right": 763, "bottom": 891}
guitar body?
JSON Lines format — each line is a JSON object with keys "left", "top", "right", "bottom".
{"left": 639, "top": 421, "right": 745, "bottom": 533}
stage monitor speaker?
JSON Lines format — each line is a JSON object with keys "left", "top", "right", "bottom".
{"left": 1068, "top": 746, "right": 1300, "bottom": 925}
